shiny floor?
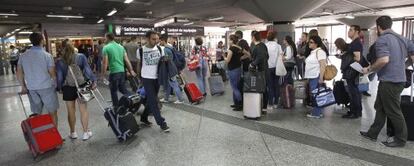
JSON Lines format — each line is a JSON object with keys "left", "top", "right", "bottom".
{"left": 0, "top": 70, "right": 413, "bottom": 166}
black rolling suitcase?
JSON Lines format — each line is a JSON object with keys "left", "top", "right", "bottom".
{"left": 333, "top": 80, "right": 350, "bottom": 105}
{"left": 92, "top": 88, "right": 140, "bottom": 142}
{"left": 387, "top": 70, "right": 414, "bottom": 141}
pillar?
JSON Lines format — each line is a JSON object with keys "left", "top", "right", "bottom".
{"left": 267, "top": 22, "right": 295, "bottom": 45}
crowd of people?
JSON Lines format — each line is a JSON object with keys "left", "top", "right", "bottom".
{"left": 14, "top": 15, "right": 414, "bottom": 147}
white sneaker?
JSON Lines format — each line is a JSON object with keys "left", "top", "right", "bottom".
{"left": 306, "top": 114, "right": 322, "bottom": 119}
{"left": 160, "top": 98, "right": 168, "bottom": 103}
{"left": 69, "top": 132, "right": 78, "bottom": 139}
{"left": 82, "top": 131, "right": 93, "bottom": 141}
{"left": 174, "top": 100, "right": 184, "bottom": 104}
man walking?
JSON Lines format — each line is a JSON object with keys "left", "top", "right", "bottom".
{"left": 102, "top": 33, "right": 136, "bottom": 108}
{"left": 137, "top": 31, "right": 170, "bottom": 132}
{"left": 361, "top": 16, "right": 414, "bottom": 147}
{"left": 17, "top": 32, "right": 60, "bottom": 126}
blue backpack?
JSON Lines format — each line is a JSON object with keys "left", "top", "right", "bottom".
{"left": 165, "top": 47, "right": 186, "bottom": 72}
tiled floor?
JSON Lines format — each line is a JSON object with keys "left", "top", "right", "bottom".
{"left": 0, "top": 71, "right": 413, "bottom": 166}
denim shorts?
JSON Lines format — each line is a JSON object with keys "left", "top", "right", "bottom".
{"left": 28, "top": 87, "right": 59, "bottom": 114}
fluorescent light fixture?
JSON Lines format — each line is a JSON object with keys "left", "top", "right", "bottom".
{"left": 18, "top": 31, "right": 33, "bottom": 34}
{"left": 321, "top": 9, "right": 334, "bottom": 15}
{"left": 6, "top": 33, "right": 10, "bottom": 36}
{"left": 183, "top": 22, "right": 194, "bottom": 26}
{"left": 0, "top": 13, "right": 18, "bottom": 16}
{"left": 46, "top": 14, "right": 84, "bottom": 18}
{"left": 97, "top": 18, "right": 104, "bottom": 23}
{"left": 208, "top": 16, "right": 224, "bottom": 21}
{"left": 177, "top": 18, "right": 190, "bottom": 23}
{"left": 107, "top": 8, "right": 117, "bottom": 16}
{"left": 124, "top": 0, "right": 133, "bottom": 3}
{"left": 154, "top": 17, "right": 176, "bottom": 27}
{"left": 345, "top": 15, "right": 355, "bottom": 19}
{"left": 124, "top": 17, "right": 152, "bottom": 21}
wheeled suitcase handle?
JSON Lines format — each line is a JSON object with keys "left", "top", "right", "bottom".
{"left": 17, "top": 92, "right": 39, "bottom": 118}
{"left": 90, "top": 88, "right": 112, "bottom": 113}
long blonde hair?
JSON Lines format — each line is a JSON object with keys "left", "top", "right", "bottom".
{"left": 62, "top": 41, "right": 76, "bottom": 65}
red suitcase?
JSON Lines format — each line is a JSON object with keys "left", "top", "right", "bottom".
{"left": 180, "top": 74, "right": 203, "bottom": 104}
{"left": 19, "top": 93, "right": 63, "bottom": 158}
{"left": 184, "top": 83, "right": 204, "bottom": 104}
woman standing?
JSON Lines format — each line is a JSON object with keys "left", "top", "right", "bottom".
{"left": 283, "top": 36, "right": 297, "bottom": 85}
{"left": 56, "top": 42, "right": 97, "bottom": 140}
{"left": 305, "top": 36, "right": 327, "bottom": 119}
{"left": 190, "top": 37, "right": 209, "bottom": 96}
{"left": 225, "top": 35, "right": 249, "bottom": 111}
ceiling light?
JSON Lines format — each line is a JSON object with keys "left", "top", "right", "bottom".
{"left": 345, "top": 15, "right": 355, "bottom": 19}
{"left": 107, "top": 8, "right": 117, "bottom": 16}
{"left": 46, "top": 14, "right": 84, "bottom": 18}
{"left": 154, "top": 17, "right": 177, "bottom": 27}
{"left": 124, "top": 17, "right": 152, "bottom": 21}
{"left": 321, "top": 9, "right": 334, "bottom": 15}
{"left": 177, "top": 18, "right": 190, "bottom": 23}
{"left": 18, "top": 31, "right": 33, "bottom": 34}
{"left": 124, "top": 0, "right": 133, "bottom": 3}
{"left": 0, "top": 13, "right": 18, "bottom": 16}
{"left": 208, "top": 16, "right": 224, "bottom": 21}
{"left": 97, "top": 18, "right": 104, "bottom": 23}
{"left": 183, "top": 22, "right": 194, "bottom": 26}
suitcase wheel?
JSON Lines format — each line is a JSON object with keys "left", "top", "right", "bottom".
{"left": 243, "top": 116, "right": 260, "bottom": 120}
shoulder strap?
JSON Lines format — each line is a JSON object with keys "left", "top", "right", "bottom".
{"left": 68, "top": 66, "right": 80, "bottom": 88}
{"left": 157, "top": 45, "right": 162, "bottom": 55}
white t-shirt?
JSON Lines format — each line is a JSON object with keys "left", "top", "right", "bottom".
{"left": 284, "top": 46, "right": 293, "bottom": 61}
{"left": 137, "top": 45, "right": 164, "bottom": 79}
{"left": 265, "top": 41, "right": 282, "bottom": 68}
{"left": 304, "top": 48, "right": 326, "bottom": 79}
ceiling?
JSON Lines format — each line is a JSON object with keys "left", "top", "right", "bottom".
{"left": 0, "top": 0, "right": 414, "bottom": 36}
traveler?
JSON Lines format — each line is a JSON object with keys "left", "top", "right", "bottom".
{"left": 360, "top": 16, "right": 414, "bottom": 147}
{"left": 16, "top": 32, "right": 60, "bottom": 126}
{"left": 190, "top": 37, "right": 209, "bottom": 96}
{"left": 101, "top": 32, "right": 136, "bottom": 108}
{"left": 235, "top": 30, "right": 251, "bottom": 72}
{"left": 137, "top": 30, "right": 170, "bottom": 132}
{"left": 250, "top": 31, "right": 269, "bottom": 112}
{"left": 56, "top": 42, "right": 97, "bottom": 140}
{"left": 342, "top": 25, "right": 364, "bottom": 119}
{"left": 216, "top": 41, "right": 225, "bottom": 61}
{"left": 296, "top": 32, "right": 308, "bottom": 79}
{"left": 95, "top": 40, "right": 104, "bottom": 76}
{"left": 304, "top": 29, "right": 329, "bottom": 58}
{"left": 226, "top": 34, "right": 247, "bottom": 111}
{"left": 216, "top": 41, "right": 227, "bottom": 81}
{"left": 283, "top": 35, "right": 297, "bottom": 85}
{"left": 265, "top": 31, "right": 283, "bottom": 109}
{"left": 305, "top": 36, "right": 327, "bottom": 119}
{"left": 124, "top": 36, "right": 139, "bottom": 73}
{"left": 159, "top": 34, "right": 184, "bottom": 104}
{"left": 9, "top": 45, "right": 19, "bottom": 74}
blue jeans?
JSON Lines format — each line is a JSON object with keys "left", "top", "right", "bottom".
{"left": 195, "top": 59, "right": 208, "bottom": 94}
{"left": 109, "top": 72, "right": 131, "bottom": 107}
{"left": 308, "top": 77, "right": 323, "bottom": 116}
{"left": 267, "top": 68, "right": 281, "bottom": 105}
{"left": 142, "top": 78, "right": 166, "bottom": 126}
{"left": 228, "top": 68, "right": 242, "bottom": 105}
{"left": 165, "top": 76, "right": 184, "bottom": 102}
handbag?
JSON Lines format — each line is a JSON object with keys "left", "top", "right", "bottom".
{"left": 358, "top": 75, "right": 370, "bottom": 92}
{"left": 217, "top": 60, "right": 227, "bottom": 70}
{"left": 275, "top": 53, "right": 287, "bottom": 76}
{"left": 311, "top": 84, "right": 336, "bottom": 108}
{"left": 317, "top": 51, "right": 337, "bottom": 81}
{"left": 243, "top": 69, "right": 266, "bottom": 93}
{"left": 68, "top": 66, "right": 94, "bottom": 102}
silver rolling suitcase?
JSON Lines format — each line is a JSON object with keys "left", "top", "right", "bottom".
{"left": 243, "top": 93, "right": 262, "bottom": 120}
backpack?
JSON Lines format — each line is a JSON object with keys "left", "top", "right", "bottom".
{"left": 64, "top": 54, "right": 86, "bottom": 87}
{"left": 165, "top": 47, "right": 186, "bottom": 71}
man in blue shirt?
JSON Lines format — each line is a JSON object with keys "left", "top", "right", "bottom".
{"left": 17, "top": 32, "right": 60, "bottom": 126}
{"left": 361, "top": 16, "right": 414, "bottom": 147}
